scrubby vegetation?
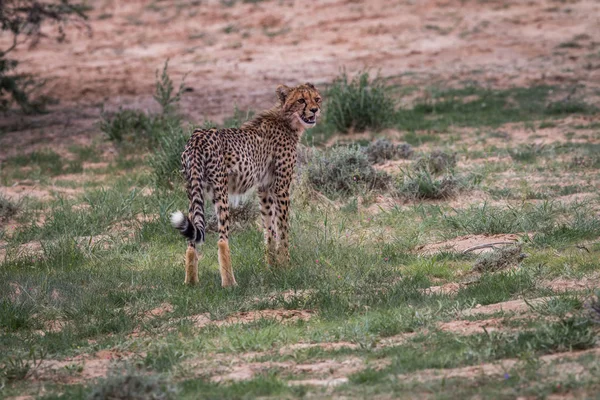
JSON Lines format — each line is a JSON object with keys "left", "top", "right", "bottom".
{"left": 1, "top": 65, "right": 599, "bottom": 399}
{"left": 364, "top": 139, "right": 413, "bottom": 164}
{"left": 304, "top": 145, "right": 390, "bottom": 198}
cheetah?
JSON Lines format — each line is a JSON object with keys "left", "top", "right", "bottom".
{"left": 171, "top": 83, "right": 322, "bottom": 287}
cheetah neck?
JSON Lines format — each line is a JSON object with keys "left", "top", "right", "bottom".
{"left": 241, "top": 105, "right": 304, "bottom": 141}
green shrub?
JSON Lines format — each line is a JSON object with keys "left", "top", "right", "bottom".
{"left": 305, "top": 145, "right": 390, "bottom": 198}
{"left": 395, "top": 168, "right": 462, "bottom": 200}
{"left": 323, "top": 71, "right": 395, "bottom": 133}
{"left": 394, "top": 150, "right": 466, "bottom": 200}
{"left": 364, "top": 139, "right": 413, "bottom": 164}
{"left": 100, "top": 109, "right": 151, "bottom": 143}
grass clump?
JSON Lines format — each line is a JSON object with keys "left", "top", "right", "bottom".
{"left": 88, "top": 371, "right": 177, "bottom": 400}
{"left": 0, "top": 348, "right": 45, "bottom": 384}
{"left": 323, "top": 71, "right": 395, "bottom": 133}
{"left": 365, "top": 139, "right": 413, "bottom": 164}
{"left": 472, "top": 244, "right": 526, "bottom": 273}
{"left": 305, "top": 145, "right": 390, "bottom": 198}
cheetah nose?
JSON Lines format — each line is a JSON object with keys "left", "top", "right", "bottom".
{"left": 310, "top": 107, "right": 318, "bottom": 113}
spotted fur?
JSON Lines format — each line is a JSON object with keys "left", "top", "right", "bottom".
{"left": 172, "top": 83, "right": 322, "bottom": 286}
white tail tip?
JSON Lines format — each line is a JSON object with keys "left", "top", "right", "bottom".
{"left": 170, "top": 211, "right": 185, "bottom": 227}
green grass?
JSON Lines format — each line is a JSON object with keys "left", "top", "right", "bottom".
{"left": 1, "top": 70, "right": 600, "bottom": 398}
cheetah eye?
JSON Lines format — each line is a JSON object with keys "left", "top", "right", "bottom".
{"left": 297, "top": 98, "right": 306, "bottom": 104}
{"left": 315, "top": 97, "right": 321, "bottom": 103}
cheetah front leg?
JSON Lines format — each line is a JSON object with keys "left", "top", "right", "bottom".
{"left": 213, "top": 185, "right": 237, "bottom": 287}
{"left": 259, "top": 189, "right": 277, "bottom": 266}
{"left": 274, "top": 186, "right": 292, "bottom": 266}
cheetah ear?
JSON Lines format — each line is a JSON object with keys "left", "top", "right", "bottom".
{"left": 304, "top": 82, "right": 315, "bottom": 89}
{"left": 276, "top": 85, "right": 290, "bottom": 103}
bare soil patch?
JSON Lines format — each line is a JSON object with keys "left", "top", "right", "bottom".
{"left": 542, "top": 276, "right": 600, "bottom": 292}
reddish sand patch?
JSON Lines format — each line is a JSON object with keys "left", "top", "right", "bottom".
{"left": 542, "top": 276, "right": 600, "bottom": 292}
{"left": 148, "top": 302, "right": 175, "bottom": 318}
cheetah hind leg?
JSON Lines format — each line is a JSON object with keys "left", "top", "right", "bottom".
{"left": 218, "top": 240, "right": 237, "bottom": 287}
{"left": 185, "top": 244, "right": 199, "bottom": 285}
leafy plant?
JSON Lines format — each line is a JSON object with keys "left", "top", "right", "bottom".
{"left": 153, "top": 59, "right": 188, "bottom": 114}
{"left": 323, "top": 71, "right": 395, "bottom": 133}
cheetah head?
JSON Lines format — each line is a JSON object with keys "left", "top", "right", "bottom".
{"left": 276, "top": 83, "right": 322, "bottom": 131}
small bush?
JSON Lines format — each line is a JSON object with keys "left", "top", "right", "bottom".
{"left": 305, "top": 146, "right": 390, "bottom": 198}
{"left": 394, "top": 150, "right": 466, "bottom": 200}
{"left": 364, "top": 139, "right": 413, "bottom": 164}
{"left": 100, "top": 109, "right": 151, "bottom": 143}
{"left": 395, "top": 168, "right": 463, "bottom": 200}
{"left": 472, "top": 244, "right": 526, "bottom": 273}
{"left": 88, "top": 372, "right": 176, "bottom": 400}
{"left": 324, "top": 71, "right": 395, "bottom": 133}
{"left": 413, "top": 150, "right": 457, "bottom": 174}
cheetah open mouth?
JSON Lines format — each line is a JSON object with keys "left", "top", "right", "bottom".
{"left": 299, "top": 114, "right": 316, "bottom": 125}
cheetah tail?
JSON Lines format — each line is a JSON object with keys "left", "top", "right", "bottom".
{"left": 170, "top": 211, "right": 201, "bottom": 242}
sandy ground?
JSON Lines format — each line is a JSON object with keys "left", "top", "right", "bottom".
{"left": 2, "top": 0, "right": 600, "bottom": 159}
